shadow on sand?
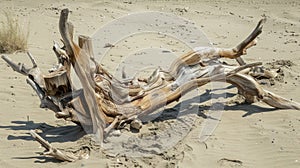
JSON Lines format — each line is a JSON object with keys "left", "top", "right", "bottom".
{"left": 0, "top": 86, "right": 278, "bottom": 162}
{"left": 0, "top": 121, "right": 85, "bottom": 163}
{"left": 153, "top": 86, "right": 277, "bottom": 123}
{"left": 0, "top": 120, "right": 85, "bottom": 143}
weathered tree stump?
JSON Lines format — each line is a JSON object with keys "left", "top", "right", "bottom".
{"left": 2, "top": 8, "right": 300, "bottom": 161}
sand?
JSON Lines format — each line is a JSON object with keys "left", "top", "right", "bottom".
{"left": 0, "top": 0, "right": 300, "bottom": 167}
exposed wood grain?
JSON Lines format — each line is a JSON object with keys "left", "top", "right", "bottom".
{"left": 1, "top": 9, "right": 299, "bottom": 162}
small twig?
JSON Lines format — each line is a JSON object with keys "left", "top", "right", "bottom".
{"left": 218, "top": 158, "right": 243, "bottom": 165}
{"left": 235, "top": 57, "right": 246, "bottom": 66}
{"left": 30, "top": 130, "right": 52, "bottom": 150}
{"left": 30, "top": 130, "right": 78, "bottom": 162}
{"left": 26, "top": 52, "right": 37, "bottom": 68}
{"left": 26, "top": 78, "right": 44, "bottom": 100}
{"left": 1, "top": 55, "right": 29, "bottom": 75}
{"left": 53, "top": 40, "right": 69, "bottom": 63}
{"left": 104, "top": 116, "right": 120, "bottom": 134}
{"left": 235, "top": 18, "right": 266, "bottom": 55}
{"left": 26, "top": 78, "right": 60, "bottom": 112}
{"left": 227, "top": 62, "right": 262, "bottom": 77}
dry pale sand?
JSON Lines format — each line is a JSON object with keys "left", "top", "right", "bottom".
{"left": 1, "top": 0, "right": 300, "bottom": 167}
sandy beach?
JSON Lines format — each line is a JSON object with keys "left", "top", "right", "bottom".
{"left": 0, "top": 0, "right": 300, "bottom": 167}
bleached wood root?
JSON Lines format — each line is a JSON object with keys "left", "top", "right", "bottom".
{"left": 1, "top": 9, "right": 299, "bottom": 162}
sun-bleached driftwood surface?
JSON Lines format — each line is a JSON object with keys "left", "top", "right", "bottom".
{"left": 2, "top": 8, "right": 300, "bottom": 161}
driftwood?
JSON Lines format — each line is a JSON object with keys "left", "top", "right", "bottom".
{"left": 29, "top": 130, "right": 88, "bottom": 162}
{"left": 2, "top": 8, "right": 300, "bottom": 161}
